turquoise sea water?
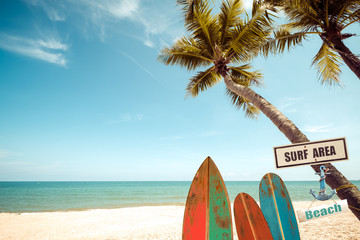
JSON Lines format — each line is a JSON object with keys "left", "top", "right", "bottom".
{"left": 0, "top": 181, "right": 359, "bottom": 213}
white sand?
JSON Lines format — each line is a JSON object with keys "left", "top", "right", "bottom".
{"left": 0, "top": 202, "right": 359, "bottom": 240}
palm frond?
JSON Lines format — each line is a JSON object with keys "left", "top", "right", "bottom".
{"left": 260, "top": 0, "right": 287, "bottom": 9}
{"left": 275, "top": 26, "right": 309, "bottom": 52}
{"left": 225, "top": 88, "right": 260, "bottom": 118}
{"left": 218, "top": 0, "right": 245, "bottom": 47}
{"left": 158, "top": 36, "right": 213, "bottom": 71}
{"left": 227, "top": 3, "right": 273, "bottom": 62}
{"left": 312, "top": 43, "right": 343, "bottom": 86}
{"left": 177, "top": 0, "right": 203, "bottom": 23}
{"left": 229, "top": 65, "right": 263, "bottom": 87}
{"left": 186, "top": 67, "right": 221, "bottom": 97}
{"left": 333, "top": 0, "right": 360, "bottom": 24}
{"left": 266, "top": 0, "right": 324, "bottom": 28}
{"left": 185, "top": 1, "right": 220, "bottom": 54}
{"left": 177, "top": 0, "right": 218, "bottom": 23}
{"left": 261, "top": 22, "right": 317, "bottom": 56}
{"left": 339, "top": 8, "right": 360, "bottom": 29}
{"left": 177, "top": 0, "right": 195, "bottom": 22}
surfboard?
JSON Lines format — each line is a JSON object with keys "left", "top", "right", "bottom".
{"left": 233, "top": 193, "right": 273, "bottom": 240}
{"left": 259, "top": 173, "right": 300, "bottom": 240}
{"left": 182, "top": 156, "right": 232, "bottom": 240}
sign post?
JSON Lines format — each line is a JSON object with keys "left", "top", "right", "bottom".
{"left": 273, "top": 137, "right": 348, "bottom": 169}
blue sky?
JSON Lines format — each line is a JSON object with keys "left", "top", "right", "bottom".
{"left": 0, "top": 0, "right": 359, "bottom": 181}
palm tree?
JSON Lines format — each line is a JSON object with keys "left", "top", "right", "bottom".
{"left": 261, "top": 0, "right": 360, "bottom": 85}
{"left": 159, "top": 0, "right": 360, "bottom": 219}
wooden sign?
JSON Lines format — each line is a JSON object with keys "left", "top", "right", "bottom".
{"left": 274, "top": 137, "right": 348, "bottom": 168}
{"left": 296, "top": 200, "right": 349, "bottom": 222}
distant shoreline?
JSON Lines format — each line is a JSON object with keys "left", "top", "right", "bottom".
{"left": 1, "top": 181, "right": 359, "bottom": 213}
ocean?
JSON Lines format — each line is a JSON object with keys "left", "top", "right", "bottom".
{"left": 1, "top": 181, "right": 359, "bottom": 213}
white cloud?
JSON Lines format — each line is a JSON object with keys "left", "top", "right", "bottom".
{"left": 136, "top": 114, "right": 144, "bottom": 121}
{"left": 75, "top": 0, "right": 178, "bottom": 48}
{"left": 44, "top": 6, "right": 66, "bottom": 21}
{"left": 104, "top": 0, "right": 139, "bottom": 19}
{"left": 120, "top": 114, "right": 132, "bottom": 122}
{"left": 0, "top": 149, "right": 10, "bottom": 159}
{"left": 278, "top": 96, "right": 305, "bottom": 113}
{"left": 199, "top": 131, "right": 224, "bottom": 137}
{"left": 38, "top": 38, "right": 68, "bottom": 51}
{"left": 0, "top": 149, "right": 21, "bottom": 159}
{"left": 118, "top": 50, "right": 160, "bottom": 82}
{"left": 243, "top": 0, "right": 253, "bottom": 9}
{"left": 77, "top": 0, "right": 140, "bottom": 23}
{"left": 303, "top": 124, "right": 336, "bottom": 133}
{"left": 144, "top": 39, "right": 154, "bottom": 48}
{"left": 106, "top": 113, "right": 144, "bottom": 124}
{"left": 25, "top": 0, "right": 66, "bottom": 21}
{"left": 0, "top": 34, "right": 68, "bottom": 66}
{"left": 24, "top": 0, "right": 181, "bottom": 48}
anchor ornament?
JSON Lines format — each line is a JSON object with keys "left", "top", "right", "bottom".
{"left": 310, "top": 165, "right": 336, "bottom": 201}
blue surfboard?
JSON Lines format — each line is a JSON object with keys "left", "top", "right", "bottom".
{"left": 259, "top": 173, "right": 300, "bottom": 240}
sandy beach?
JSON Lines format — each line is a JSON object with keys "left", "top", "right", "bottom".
{"left": 0, "top": 202, "right": 359, "bottom": 240}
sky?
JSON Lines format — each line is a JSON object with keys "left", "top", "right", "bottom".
{"left": 0, "top": 0, "right": 359, "bottom": 181}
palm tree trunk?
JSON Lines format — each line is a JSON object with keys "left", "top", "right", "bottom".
{"left": 223, "top": 74, "right": 360, "bottom": 220}
{"left": 329, "top": 37, "right": 360, "bottom": 80}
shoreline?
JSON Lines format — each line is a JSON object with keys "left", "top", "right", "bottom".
{"left": 0, "top": 200, "right": 350, "bottom": 214}
{"left": 1, "top": 201, "right": 359, "bottom": 240}
{"left": 0, "top": 200, "right": 323, "bottom": 214}
{"left": 0, "top": 202, "right": 187, "bottom": 214}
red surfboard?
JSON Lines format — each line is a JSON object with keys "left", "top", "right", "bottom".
{"left": 234, "top": 193, "right": 273, "bottom": 240}
{"left": 182, "top": 156, "right": 232, "bottom": 240}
